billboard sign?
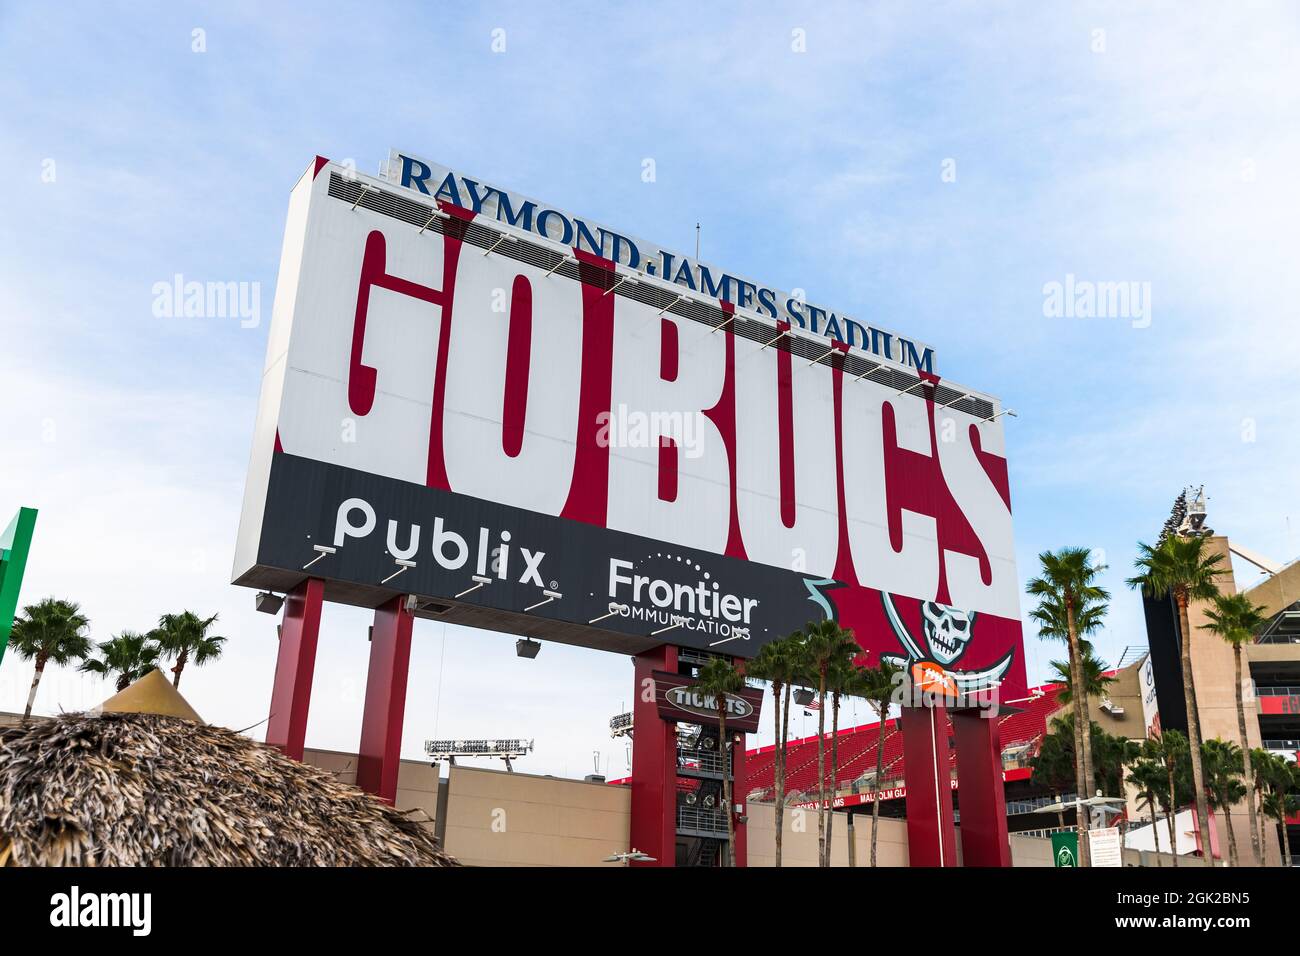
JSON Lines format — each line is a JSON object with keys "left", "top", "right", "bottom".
{"left": 1137, "top": 652, "right": 1162, "bottom": 737}
{"left": 233, "top": 156, "right": 1025, "bottom": 696}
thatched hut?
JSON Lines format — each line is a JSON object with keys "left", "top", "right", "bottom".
{"left": 0, "top": 670, "right": 456, "bottom": 866}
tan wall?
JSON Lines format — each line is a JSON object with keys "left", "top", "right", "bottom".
{"left": 746, "top": 802, "right": 909, "bottom": 867}
{"left": 1239, "top": 558, "right": 1300, "bottom": 617}
{"left": 1092, "top": 662, "right": 1143, "bottom": 739}
{"left": 1009, "top": 833, "right": 1181, "bottom": 868}
{"left": 1009, "top": 834, "right": 1054, "bottom": 867}
{"left": 302, "top": 747, "right": 440, "bottom": 828}
{"left": 1044, "top": 656, "right": 1145, "bottom": 741}
{"left": 441, "top": 765, "right": 629, "bottom": 867}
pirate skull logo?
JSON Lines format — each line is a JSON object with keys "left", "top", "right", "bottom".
{"left": 920, "top": 602, "right": 976, "bottom": 666}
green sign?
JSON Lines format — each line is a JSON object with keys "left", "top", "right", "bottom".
{"left": 1051, "top": 831, "right": 1078, "bottom": 868}
{"left": 0, "top": 507, "right": 38, "bottom": 667}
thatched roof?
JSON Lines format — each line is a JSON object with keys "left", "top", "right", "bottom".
{"left": 0, "top": 710, "right": 458, "bottom": 866}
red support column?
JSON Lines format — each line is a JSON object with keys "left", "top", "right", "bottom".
{"left": 731, "top": 729, "right": 748, "bottom": 867}
{"left": 952, "top": 708, "right": 1011, "bottom": 867}
{"left": 901, "top": 703, "right": 958, "bottom": 867}
{"left": 265, "top": 578, "right": 324, "bottom": 760}
{"left": 630, "top": 645, "right": 677, "bottom": 867}
{"left": 356, "top": 595, "right": 414, "bottom": 804}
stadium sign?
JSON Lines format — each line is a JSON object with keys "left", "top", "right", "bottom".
{"left": 234, "top": 155, "right": 1026, "bottom": 693}
{"left": 653, "top": 671, "right": 763, "bottom": 732}
{"left": 383, "top": 149, "right": 935, "bottom": 373}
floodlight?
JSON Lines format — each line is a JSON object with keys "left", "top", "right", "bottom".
{"left": 651, "top": 616, "right": 683, "bottom": 636}
{"left": 418, "top": 207, "right": 449, "bottom": 234}
{"left": 589, "top": 602, "right": 628, "bottom": 625}
{"left": 302, "top": 543, "right": 336, "bottom": 570}
{"left": 516, "top": 638, "right": 541, "bottom": 659}
{"left": 424, "top": 738, "right": 533, "bottom": 771}
{"left": 852, "top": 359, "right": 882, "bottom": 381}
{"left": 609, "top": 712, "right": 633, "bottom": 738}
{"left": 381, "top": 557, "right": 416, "bottom": 585}
{"left": 524, "top": 589, "right": 562, "bottom": 612}
{"left": 660, "top": 293, "right": 685, "bottom": 318}
{"left": 808, "top": 344, "right": 835, "bottom": 365}
{"left": 482, "top": 232, "right": 517, "bottom": 256}
{"left": 254, "top": 591, "right": 284, "bottom": 615}
{"left": 455, "top": 574, "right": 493, "bottom": 599}
{"left": 544, "top": 253, "right": 572, "bottom": 278}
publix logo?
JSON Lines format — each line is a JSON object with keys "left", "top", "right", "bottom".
{"left": 665, "top": 686, "right": 754, "bottom": 721}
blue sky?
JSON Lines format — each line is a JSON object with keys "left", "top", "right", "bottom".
{"left": 3, "top": 1, "right": 1298, "bottom": 777}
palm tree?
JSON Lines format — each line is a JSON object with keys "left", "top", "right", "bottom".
{"left": 854, "top": 658, "right": 903, "bottom": 866}
{"left": 1045, "top": 642, "right": 1118, "bottom": 801}
{"left": 1201, "top": 738, "right": 1247, "bottom": 867}
{"left": 1249, "top": 747, "right": 1274, "bottom": 861}
{"left": 1260, "top": 790, "right": 1295, "bottom": 868}
{"left": 1149, "top": 729, "right": 1191, "bottom": 866}
{"left": 150, "top": 611, "right": 226, "bottom": 689}
{"left": 1258, "top": 751, "right": 1299, "bottom": 867}
{"left": 1203, "top": 591, "right": 1269, "bottom": 866}
{"left": 746, "top": 635, "right": 804, "bottom": 867}
{"left": 7, "top": 598, "right": 92, "bottom": 722}
{"left": 1049, "top": 643, "right": 1116, "bottom": 709}
{"left": 695, "top": 656, "right": 747, "bottom": 867}
{"left": 1030, "top": 577, "right": 1107, "bottom": 824}
{"left": 79, "top": 631, "right": 162, "bottom": 692}
{"left": 1092, "top": 728, "right": 1141, "bottom": 810}
{"left": 1031, "top": 719, "right": 1077, "bottom": 831}
{"left": 1127, "top": 535, "right": 1227, "bottom": 866}
{"left": 800, "top": 619, "right": 859, "bottom": 867}
{"left": 1026, "top": 547, "right": 1109, "bottom": 865}
{"left": 823, "top": 647, "right": 863, "bottom": 863}
{"left": 1128, "top": 758, "right": 1167, "bottom": 865}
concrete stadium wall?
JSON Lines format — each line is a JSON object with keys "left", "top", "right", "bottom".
{"left": 440, "top": 765, "right": 629, "bottom": 867}
{"left": 746, "top": 803, "right": 909, "bottom": 866}
{"left": 303, "top": 746, "right": 440, "bottom": 829}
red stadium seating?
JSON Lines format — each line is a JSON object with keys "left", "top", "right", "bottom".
{"left": 743, "top": 684, "right": 1064, "bottom": 802}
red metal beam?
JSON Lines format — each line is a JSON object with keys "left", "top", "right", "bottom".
{"left": 356, "top": 596, "right": 414, "bottom": 803}
{"left": 900, "top": 704, "right": 958, "bottom": 867}
{"left": 952, "top": 709, "right": 1011, "bottom": 866}
{"left": 265, "top": 578, "right": 324, "bottom": 760}
{"left": 630, "top": 645, "right": 677, "bottom": 866}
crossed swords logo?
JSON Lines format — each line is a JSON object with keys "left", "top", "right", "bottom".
{"left": 879, "top": 592, "right": 1013, "bottom": 695}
